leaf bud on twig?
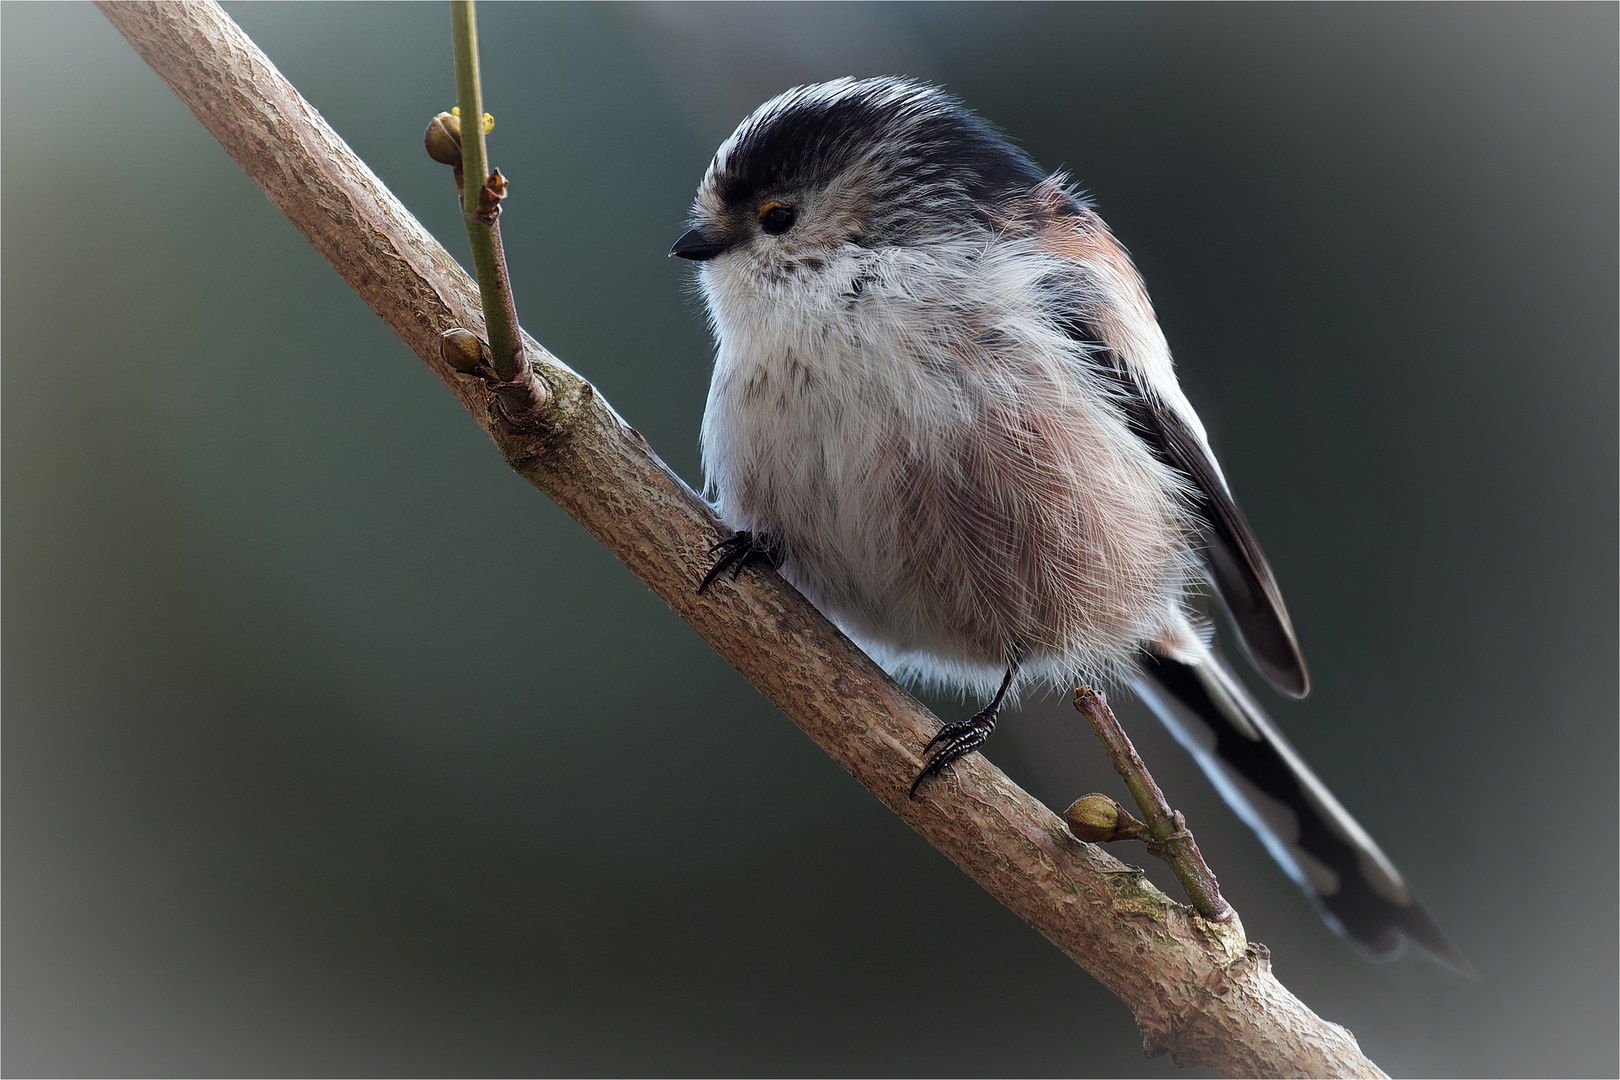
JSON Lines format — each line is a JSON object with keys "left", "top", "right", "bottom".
{"left": 1065, "top": 793, "right": 1152, "bottom": 843}
{"left": 424, "top": 111, "right": 462, "bottom": 166}
{"left": 438, "top": 327, "right": 491, "bottom": 375}
{"left": 474, "top": 168, "right": 508, "bottom": 225}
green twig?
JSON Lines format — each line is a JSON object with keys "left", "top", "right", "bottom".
{"left": 1073, "top": 685, "right": 1233, "bottom": 922}
{"left": 448, "top": 0, "right": 547, "bottom": 421}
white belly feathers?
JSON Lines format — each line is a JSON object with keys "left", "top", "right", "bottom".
{"left": 699, "top": 239, "right": 1197, "bottom": 696}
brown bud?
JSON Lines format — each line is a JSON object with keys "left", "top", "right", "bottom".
{"left": 473, "top": 168, "right": 508, "bottom": 224}
{"left": 438, "top": 328, "right": 490, "bottom": 375}
{"left": 1064, "top": 793, "right": 1150, "bottom": 843}
{"left": 424, "top": 111, "right": 462, "bottom": 166}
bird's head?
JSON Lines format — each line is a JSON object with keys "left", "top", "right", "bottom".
{"left": 671, "top": 77, "right": 1057, "bottom": 284}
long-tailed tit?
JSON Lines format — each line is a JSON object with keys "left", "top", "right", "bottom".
{"left": 673, "top": 77, "right": 1464, "bottom": 968}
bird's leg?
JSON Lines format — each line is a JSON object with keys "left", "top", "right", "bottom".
{"left": 698, "top": 530, "right": 782, "bottom": 594}
{"left": 910, "top": 663, "right": 1019, "bottom": 799}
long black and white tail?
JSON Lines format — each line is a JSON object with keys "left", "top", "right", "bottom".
{"left": 1133, "top": 645, "right": 1469, "bottom": 971}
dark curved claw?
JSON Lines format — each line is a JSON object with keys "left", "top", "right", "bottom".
{"left": 923, "top": 716, "right": 979, "bottom": 754}
{"left": 910, "top": 710, "right": 998, "bottom": 798}
{"left": 698, "top": 530, "right": 781, "bottom": 594}
{"left": 909, "top": 663, "right": 1019, "bottom": 799}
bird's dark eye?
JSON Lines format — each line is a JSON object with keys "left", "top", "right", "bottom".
{"left": 758, "top": 201, "right": 798, "bottom": 235}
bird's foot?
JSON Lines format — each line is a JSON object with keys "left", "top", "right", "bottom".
{"left": 910, "top": 706, "right": 999, "bottom": 799}
{"left": 698, "top": 530, "right": 781, "bottom": 593}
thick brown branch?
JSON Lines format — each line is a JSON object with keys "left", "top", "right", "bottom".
{"left": 95, "top": 3, "right": 1385, "bottom": 1076}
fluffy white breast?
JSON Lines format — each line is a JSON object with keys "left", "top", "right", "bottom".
{"left": 698, "top": 236, "right": 1199, "bottom": 696}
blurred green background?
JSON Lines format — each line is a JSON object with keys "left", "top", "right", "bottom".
{"left": 4, "top": 3, "right": 1615, "bottom": 1076}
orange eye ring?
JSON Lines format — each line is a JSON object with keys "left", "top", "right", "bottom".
{"left": 758, "top": 201, "right": 798, "bottom": 235}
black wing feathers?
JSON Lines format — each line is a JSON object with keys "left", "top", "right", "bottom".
{"left": 1063, "top": 312, "right": 1311, "bottom": 698}
{"left": 1043, "top": 248, "right": 1464, "bottom": 968}
{"left": 1130, "top": 382, "right": 1311, "bottom": 698}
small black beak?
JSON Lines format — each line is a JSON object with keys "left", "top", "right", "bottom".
{"left": 669, "top": 227, "right": 730, "bottom": 261}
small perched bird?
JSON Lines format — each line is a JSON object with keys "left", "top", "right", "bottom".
{"left": 673, "top": 76, "right": 1464, "bottom": 968}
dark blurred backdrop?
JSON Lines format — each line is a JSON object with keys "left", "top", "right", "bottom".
{"left": 4, "top": 3, "right": 1615, "bottom": 1076}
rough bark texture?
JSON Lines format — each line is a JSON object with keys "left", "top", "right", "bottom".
{"left": 97, "top": 4, "right": 1386, "bottom": 1076}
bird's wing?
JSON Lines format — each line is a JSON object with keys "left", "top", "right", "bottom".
{"left": 1035, "top": 200, "right": 1464, "bottom": 968}
{"left": 1038, "top": 205, "right": 1311, "bottom": 697}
